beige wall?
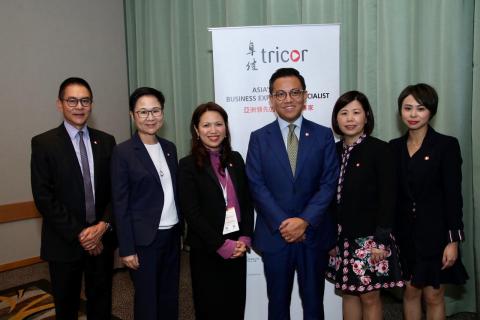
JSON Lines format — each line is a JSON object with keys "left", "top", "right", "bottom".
{"left": 0, "top": 0, "right": 130, "bottom": 265}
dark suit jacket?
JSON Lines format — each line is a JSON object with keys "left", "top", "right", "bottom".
{"left": 178, "top": 152, "right": 254, "bottom": 252}
{"left": 111, "top": 132, "right": 179, "bottom": 257}
{"left": 246, "top": 118, "right": 338, "bottom": 253}
{"left": 31, "top": 124, "right": 116, "bottom": 262}
{"left": 334, "top": 136, "right": 396, "bottom": 244}
{"left": 390, "top": 126, "right": 464, "bottom": 256}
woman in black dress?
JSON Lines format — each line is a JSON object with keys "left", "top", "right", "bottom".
{"left": 326, "top": 91, "right": 403, "bottom": 320}
{"left": 178, "top": 102, "right": 254, "bottom": 320}
{"left": 390, "top": 83, "right": 468, "bottom": 319}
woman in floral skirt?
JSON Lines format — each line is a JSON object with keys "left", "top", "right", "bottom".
{"left": 326, "top": 91, "right": 404, "bottom": 320}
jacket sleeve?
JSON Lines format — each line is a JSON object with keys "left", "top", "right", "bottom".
{"left": 31, "top": 137, "right": 83, "bottom": 243}
{"left": 178, "top": 158, "right": 225, "bottom": 252}
{"left": 373, "top": 142, "right": 396, "bottom": 246}
{"left": 298, "top": 129, "right": 339, "bottom": 228}
{"left": 441, "top": 137, "right": 465, "bottom": 242}
{"left": 245, "top": 132, "right": 289, "bottom": 233}
{"left": 233, "top": 152, "right": 254, "bottom": 238}
{"left": 100, "top": 134, "right": 117, "bottom": 225}
{"left": 111, "top": 146, "right": 136, "bottom": 257}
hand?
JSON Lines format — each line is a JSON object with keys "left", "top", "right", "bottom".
{"left": 441, "top": 242, "right": 458, "bottom": 270}
{"left": 231, "top": 241, "right": 247, "bottom": 258}
{"left": 121, "top": 254, "right": 140, "bottom": 270}
{"left": 78, "top": 222, "right": 108, "bottom": 250}
{"left": 279, "top": 218, "right": 308, "bottom": 243}
{"left": 370, "top": 248, "right": 387, "bottom": 264}
{"left": 88, "top": 241, "right": 104, "bottom": 256}
{"left": 328, "top": 247, "right": 337, "bottom": 257}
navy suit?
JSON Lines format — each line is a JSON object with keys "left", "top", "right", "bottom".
{"left": 111, "top": 132, "right": 180, "bottom": 320}
{"left": 246, "top": 118, "right": 338, "bottom": 320}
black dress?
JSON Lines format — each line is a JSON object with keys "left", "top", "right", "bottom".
{"left": 326, "top": 135, "right": 404, "bottom": 293}
{"left": 390, "top": 127, "right": 468, "bottom": 288}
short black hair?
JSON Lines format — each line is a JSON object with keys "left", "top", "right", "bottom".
{"left": 129, "top": 87, "right": 165, "bottom": 112}
{"left": 269, "top": 68, "right": 306, "bottom": 94}
{"left": 58, "top": 77, "right": 93, "bottom": 100}
{"left": 331, "top": 90, "right": 375, "bottom": 136}
{"left": 397, "top": 83, "right": 438, "bottom": 119}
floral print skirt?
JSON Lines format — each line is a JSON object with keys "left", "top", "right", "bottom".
{"left": 326, "top": 233, "right": 404, "bottom": 293}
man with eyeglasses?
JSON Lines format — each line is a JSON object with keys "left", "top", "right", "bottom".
{"left": 246, "top": 68, "right": 338, "bottom": 320}
{"left": 31, "top": 77, "right": 116, "bottom": 319}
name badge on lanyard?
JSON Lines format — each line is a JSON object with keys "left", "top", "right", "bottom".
{"left": 221, "top": 170, "right": 239, "bottom": 235}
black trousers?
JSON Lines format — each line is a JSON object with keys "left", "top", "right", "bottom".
{"left": 48, "top": 247, "right": 114, "bottom": 320}
{"left": 130, "top": 226, "right": 180, "bottom": 320}
{"left": 190, "top": 248, "right": 247, "bottom": 320}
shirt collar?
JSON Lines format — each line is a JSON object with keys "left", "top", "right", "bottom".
{"left": 63, "top": 120, "right": 88, "bottom": 140}
{"left": 277, "top": 115, "right": 303, "bottom": 131}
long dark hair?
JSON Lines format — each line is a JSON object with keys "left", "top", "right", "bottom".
{"left": 190, "top": 102, "right": 232, "bottom": 169}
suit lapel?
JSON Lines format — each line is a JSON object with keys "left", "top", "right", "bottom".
{"left": 295, "top": 119, "right": 313, "bottom": 179}
{"left": 159, "top": 137, "right": 177, "bottom": 188}
{"left": 57, "top": 124, "right": 84, "bottom": 188}
{"left": 205, "top": 161, "right": 223, "bottom": 192}
{"left": 411, "top": 127, "right": 436, "bottom": 198}
{"left": 210, "top": 156, "right": 240, "bottom": 201}
{"left": 267, "top": 122, "right": 294, "bottom": 181}
{"left": 132, "top": 132, "right": 161, "bottom": 185}
{"left": 227, "top": 161, "right": 240, "bottom": 195}
{"left": 88, "top": 128, "right": 101, "bottom": 192}
{"left": 398, "top": 134, "right": 414, "bottom": 200}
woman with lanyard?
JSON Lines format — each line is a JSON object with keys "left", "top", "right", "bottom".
{"left": 178, "top": 102, "right": 254, "bottom": 320}
{"left": 326, "top": 91, "right": 404, "bottom": 320}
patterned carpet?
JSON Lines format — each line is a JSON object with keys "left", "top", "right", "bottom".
{"left": 0, "top": 279, "right": 96, "bottom": 320}
{"left": 0, "top": 252, "right": 476, "bottom": 319}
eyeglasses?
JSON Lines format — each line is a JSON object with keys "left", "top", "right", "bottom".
{"left": 271, "top": 89, "right": 306, "bottom": 102}
{"left": 63, "top": 97, "right": 93, "bottom": 108}
{"left": 135, "top": 108, "right": 163, "bottom": 119}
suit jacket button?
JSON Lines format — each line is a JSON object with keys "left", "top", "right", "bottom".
{"left": 412, "top": 208, "right": 416, "bottom": 212}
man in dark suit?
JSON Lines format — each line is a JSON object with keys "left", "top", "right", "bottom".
{"left": 246, "top": 68, "right": 338, "bottom": 320}
{"left": 31, "top": 77, "right": 116, "bottom": 319}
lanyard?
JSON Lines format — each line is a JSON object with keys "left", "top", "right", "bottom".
{"left": 220, "top": 169, "right": 230, "bottom": 206}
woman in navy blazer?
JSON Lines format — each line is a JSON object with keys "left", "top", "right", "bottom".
{"left": 178, "top": 102, "right": 254, "bottom": 320}
{"left": 390, "top": 83, "right": 468, "bottom": 319}
{"left": 111, "top": 87, "right": 181, "bottom": 320}
{"left": 326, "top": 91, "right": 404, "bottom": 320}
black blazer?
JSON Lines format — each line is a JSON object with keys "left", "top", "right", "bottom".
{"left": 31, "top": 124, "right": 116, "bottom": 262}
{"left": 390, "top": 126, "right": 464, "bottom": 256}
{"left": 111, "top": 132, "right": 179, "bottom": 257}
{"left": 334, "top": 136, "right": 396, "bottom": 244}
{"left": 178, "top": 151, "right": 254, "bottom": 253}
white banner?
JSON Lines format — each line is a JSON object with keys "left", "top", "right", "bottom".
{"left": 211, "top": 24, "right": 342, "bottom": 320}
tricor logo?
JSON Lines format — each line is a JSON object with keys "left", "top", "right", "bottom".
{"left": 245, "top": 41, "right": 309, "bottom": 71}
{"left": 261, "top": 47, "right": 308, "bottom": 63}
